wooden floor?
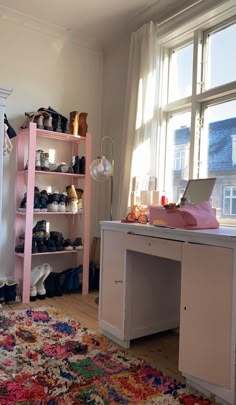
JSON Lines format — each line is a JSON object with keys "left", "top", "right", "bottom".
{"left": 8, "top": 292, "right": 184, "bottom": 382}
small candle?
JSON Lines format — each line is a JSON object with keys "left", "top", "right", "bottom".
{"left": 152, "top": 190, "right": 159, "bottom": 205}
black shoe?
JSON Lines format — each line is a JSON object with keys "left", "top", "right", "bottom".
{"left": 19, "top": 193, "right": 27, "bottom": 211}
{"left": 45, "top": 238, "right": 56, "bottom": 252}
{"left": 63, "top": 239, "right": 73, "bottom": 251}
{"left": 5, "top": 281, "right": 17, "bottom": 304}
{"left": 32, "top": 238, "right": 38, "bottom": 254}
{"left": 34, "top": 192, "right": 41, "bottom": 211}
{"left": 15, "top": 242, "right": 24, "bottom": 253}
{"left": 50, "top": 231, "right": 64, "bottom": 251}
{"left": 47, "top": 192, "right": 59, "bottom": 212}
{"left": 37, "top": 238, "right": 48, "bottom": 253}
{"left": 39, "top": 190, "right": 48, "bottom": 211}
{"left": 0, "top": 282, "right": 5, "bottom": 304}
{"left": 33, "top": 220, "right": 46, "bottom": 233}
{"left": 33, "top": 220, "right": 47, "bottom": 240}
{"left": 73, "top": 155, "right": 80, "bottom": 174}
{"left": 58, "top": 193, "right": 67, "bottom": 212}
{"left": 73, "top": 237, "right": 83, "bottom": 250}
{"left": 79, "top": 156, "right": 86, "bottom": 174}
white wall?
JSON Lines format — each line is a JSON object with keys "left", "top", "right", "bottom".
{"left": 0, "top": 18, "right": 104, "bottom": 279}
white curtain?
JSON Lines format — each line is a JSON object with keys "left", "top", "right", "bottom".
{"left": 118, "top": 21, "right": 160, "bottom": 218}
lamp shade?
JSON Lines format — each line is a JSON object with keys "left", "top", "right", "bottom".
{"left": 90, "top": 156, "right": 112, "bottom": 182}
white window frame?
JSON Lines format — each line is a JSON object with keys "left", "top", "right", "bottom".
{"left": 223, "top": 186, "right": 236, "bottom": 215}
{"left": 155, "top": 0, "right": 236, "bottom": 218}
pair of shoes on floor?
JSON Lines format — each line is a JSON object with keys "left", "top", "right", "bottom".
{"left": 30, "top": 263, "right": 52, "bottom": 301}
{"left": 0, "top": 280, "right": 17, "bottom": 304}
{"left": 45, "top": 266, "right": 82, "bottom": 297}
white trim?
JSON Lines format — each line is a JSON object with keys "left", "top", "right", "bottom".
{"left": 157, "top": 0, "right": 236, "bottom": 47}
{"left": 0, "top": 5, "right": 103, "bottom": 52}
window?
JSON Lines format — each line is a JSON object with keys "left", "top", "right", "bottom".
{"left": 223, "top": 187, "right": 236, "bottom": 215}
{"left": 174, "top": 149, "right": 185, "bottom": 171}
{"left": 157, "top": 7, "right": 236, "bottom": 224}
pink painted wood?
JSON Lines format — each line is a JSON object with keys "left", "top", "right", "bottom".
{"left": 15, "top": 124, "right": 91, "bottom": 302}
{"left": 82, "top": 132, "right": 91, "bottom": 294}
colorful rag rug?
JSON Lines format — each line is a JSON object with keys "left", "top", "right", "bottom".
{"left": 0, "top": 306, "right": 214, "bottom": 405}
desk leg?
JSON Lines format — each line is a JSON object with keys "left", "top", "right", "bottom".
{"left": 101, "top": 329, "right": 130, "bottom": 349}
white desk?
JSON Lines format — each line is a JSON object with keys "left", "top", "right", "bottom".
{"left": 99, "top": 221, "right": 236, "bottom": 405}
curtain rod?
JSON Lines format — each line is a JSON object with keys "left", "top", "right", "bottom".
{"left": 156, "top": 0, "right": 203, "bottom": 28}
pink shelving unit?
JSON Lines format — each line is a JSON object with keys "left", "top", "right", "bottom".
{"left": 14, "top": 122, "right": 91, "bottom": 303}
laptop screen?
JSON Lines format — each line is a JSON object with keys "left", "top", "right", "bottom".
{"left": 182, "top": 178, "right": 216, "bottom": 204}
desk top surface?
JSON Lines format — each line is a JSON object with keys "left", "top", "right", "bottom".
{"left": 100, "top": 221, "right": 236, "bottom": 247}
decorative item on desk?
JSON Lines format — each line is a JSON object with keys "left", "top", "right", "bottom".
{"left": 121, "top": 211, "right": 148, "bottom": 224}
{"left": 90, "top": 136, "right": 114, "bottom": 220}
{"left": 152, "top": 190, "right": 159, "bottom": 205}
{"left": 140, "top": 190, "right": 152, "bottom": 205}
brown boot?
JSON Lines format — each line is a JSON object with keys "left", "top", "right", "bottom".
{"left": 78, "top": 112, "right": 88, "bottom": 137}
{"left": 66, "top": 185, "right": 78, "bottom": 202}
{"left": 69, "top": 111, "right": 79, "bottom": 136}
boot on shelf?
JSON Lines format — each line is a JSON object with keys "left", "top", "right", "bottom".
{"left": 66, "top": 185, "right": 78, "bottom": 213}
{"left": 69, "top": 111, "right": 79, "bottom": 136}
{"left": 78, "top": 112, "right": 88, "bottom": 137}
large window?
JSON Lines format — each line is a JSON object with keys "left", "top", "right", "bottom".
{"left": 158, "top": 10, "right": 236, "bottom": 224}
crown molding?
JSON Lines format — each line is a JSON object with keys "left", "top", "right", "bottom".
{"left": 0, "top": 87, "right": 12, "bottom": 105}
{"left": 0, "top": 5, "right": 103, "bottom": 53}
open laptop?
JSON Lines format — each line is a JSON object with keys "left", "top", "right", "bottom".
{"left": 181, "top": 178, "right": 216, "bottom": 204}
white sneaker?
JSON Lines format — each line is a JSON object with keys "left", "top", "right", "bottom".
{"left": 30, "top": 265, "right": 45, "bottom": 301}
{"left": 36, "top": 263, "right": 52, "bottom": 299}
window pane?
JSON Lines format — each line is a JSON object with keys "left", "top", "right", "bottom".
{"left": 205, "top": 23, "right": 236, "bottom": 90}
{"left": 168, "top": 43, "right": 193, "bottom": 102}
{"left": 200, "top": 100, "right": 236, "bottom": 222}
{"left": 165, "top": 112, "right": 191, "bottom": 202}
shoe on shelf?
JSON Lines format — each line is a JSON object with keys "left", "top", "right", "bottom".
{"left": 37, "top": 238, "right": 48, "bottom": 253}
{"left": 35, "top": 150, "right": 43, "bottom": 170}
{"left": 40, "top": 152, "right": 50, "bottom": 171}
{"left": 5, "top": 280, "right": 17, "bottom": 304}
{"left": 18, "top": 187, "right": 41, "bottom": 211}
{"left": 39, "top": 190, "right": 48, "bottom": 211}
{"left": 43, "top": 114, "right": 53, "bottom": 131}
{"left": 34, "top": 190, "right": 41, "bottom": 212}
{"left": 63, "top": 239, "right": 73, "bottom": 251}
{"left": 58, "top": 192, "right": 67, "bottom": 212}
{"left": 32, "top": 239, "right": 38, "bottom": 254}
{"left": 56, "top": 162, "right": 73, "bottom": 173}
{"left": 66, "top": 185, "right": 78, "bottom": 201}
{"left": 79, "top": 156, "right": 86, "bottom": 174}
{"left": 50, "top": 231, "right": 64, "bottom": 251}
{"left": 33, "top": 219, "right": 47, "bottom": 234}
{"left": 73, "top": 237, "right": 83, "bottom": 250}
{"left": 66, "top": 200, "right": 78, "bottom": 213}
{"left": 15, "top": 241, "right": 24, "bottom": 253}
{"left": 73, "top": 155, "right": 80, "bottom": 174}
{"left": 18, "top": 192, "right": 27, "bottom": 211}
{"left": 47, "top": 192, "right": 59, "bottom": 212}
{"left": 45, "top": 237, "right": 56, "bottom": 252}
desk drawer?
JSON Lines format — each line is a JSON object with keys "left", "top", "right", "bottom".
{"left": 126, "top": 234, "right": 182, "bottom": 261}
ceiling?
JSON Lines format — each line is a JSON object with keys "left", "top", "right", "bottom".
{"left": 0, "top": 0, "right": 197, "bottom": 49}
